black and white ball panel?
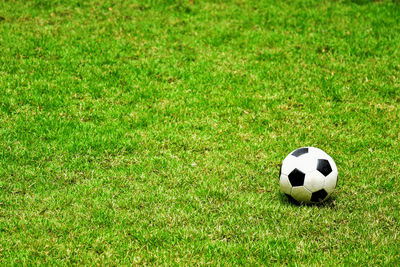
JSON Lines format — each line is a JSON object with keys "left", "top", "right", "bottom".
{"left": 291, "top": 187, "right": 312, "bottom": 203}
{"left": 291, "top": 147, "right": 309, "bottom": 157}
{"left": 324, "top": 170, "right": 338, "bottom": 194}
{"left": 279, "top": 174, "right": 292, "bottom": 195}
{"left": 281, "top": 149, "right": 319, "bottom": 176}
{"left": 317, "top": 159, "right": 332, "bottom": 176}
{"left": 288, "top": 168, "right": 305, "bottom": 187}
{"left": 304, "top": 170, "right": 325, "bottom": 192}
{"left": 310, "top": 189, "right": 328, "bottom": 202}
{"left": 313, "top": 148, "right": 338, "bottom": 195}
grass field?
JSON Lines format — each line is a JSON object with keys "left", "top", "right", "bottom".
{"left": 1, "top": 0, "right": 400, "bottom": 265}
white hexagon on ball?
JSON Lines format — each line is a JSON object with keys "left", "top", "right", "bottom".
{"left": 279, "top": 147, "right": 338, "bottom": 204}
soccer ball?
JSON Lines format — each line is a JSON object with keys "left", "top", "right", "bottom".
{"left": 280, "top": 147, "right": 338, "bottom": 204}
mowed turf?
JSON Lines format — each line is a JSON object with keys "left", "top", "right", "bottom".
{"left": 0, "top": 0, "right": 399, "bottom": 265}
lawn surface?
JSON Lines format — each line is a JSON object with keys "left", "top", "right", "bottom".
{"left": 0, "top": 0, "right": 399, "bottom": 265}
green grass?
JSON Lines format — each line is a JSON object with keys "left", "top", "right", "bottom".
{"left": 1, "top": 0, "right": 400, "bottom": 265}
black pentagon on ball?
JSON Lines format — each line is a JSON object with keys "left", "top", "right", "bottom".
{"left": 311, "top": 189, "right": 328, "bottom": 202}
{"left": 291, "top": 147, "right": 309, "bottom": 157}
{"left": 317, "top": 159, "right": 332, "bottom": 176}
{"left": 288, "top": 168, "right": 305, "bottom": 187}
